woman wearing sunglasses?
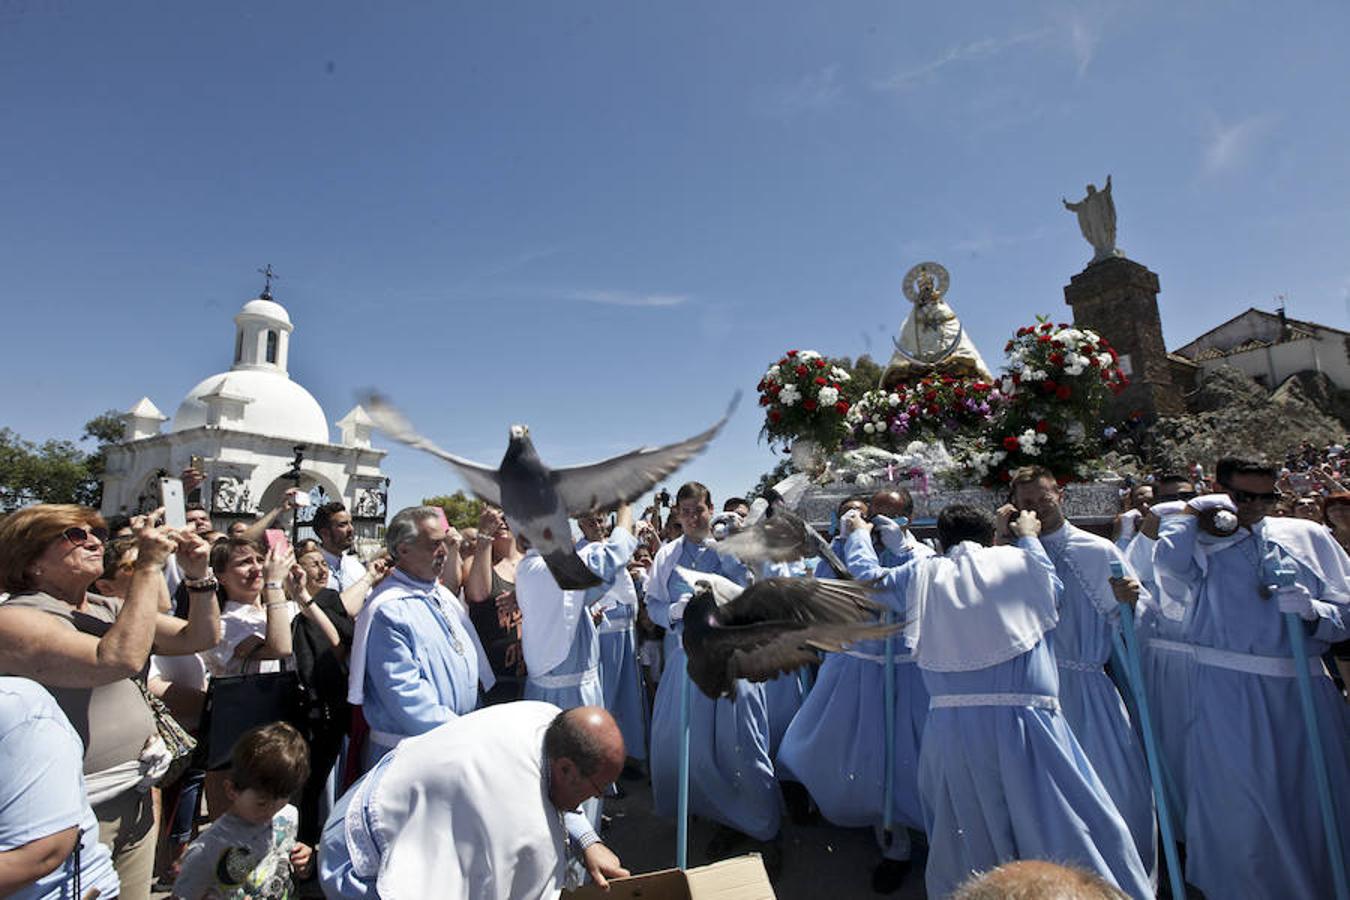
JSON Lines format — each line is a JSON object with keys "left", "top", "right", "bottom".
{"left": 0, "top": 504, "right": 220, "bottom": 900}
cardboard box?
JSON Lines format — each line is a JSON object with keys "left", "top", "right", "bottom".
{"left": 562, "top": 854, "right": 776, "bottom": 900}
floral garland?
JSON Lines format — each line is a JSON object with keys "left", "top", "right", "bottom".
{"left": 967, "top": 318, "right": 1130, "bottom": 485}
{"left": 756, "top": 350, "right": 854, "bottom": 452}
{"left": 845, "top": 375, "right": 1002, "bottom": 450}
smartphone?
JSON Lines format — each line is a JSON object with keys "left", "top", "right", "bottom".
{"left": 158, "top": 476, "right": 187, "bottom": 530}
{"left": 292, "top": 491, "right": 311, "bottom": 508}
{"left": 1108, "top": 559, "right": 1126, "bottom": 580}
{"left": 264, "top": 528, "right": 291, "bottom": 558}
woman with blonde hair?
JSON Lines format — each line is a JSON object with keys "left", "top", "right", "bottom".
{"left": 0, "top": 504, "right": 220, "bottom": 900}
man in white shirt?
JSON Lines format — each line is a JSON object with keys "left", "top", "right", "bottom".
{"left": 313, "top": 502, "right": 368, "bottom": 591}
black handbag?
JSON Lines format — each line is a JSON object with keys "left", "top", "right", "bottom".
{"left": 198, "top": 665, "right": 305, "bottom": 771}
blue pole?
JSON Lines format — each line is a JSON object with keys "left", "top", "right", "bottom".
{"left": 676, "top": 663, "right": 691, "bottom": 870}
{"left": 1117, "top": 601, "right": 1186, "bottom": 900}
{"left": 882, "top": 612, "right": 896, "bottom": 843}
{"left": 1284, "top": 611, "right": 1349, "bottom": 900}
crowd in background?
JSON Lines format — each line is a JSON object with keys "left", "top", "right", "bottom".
{"left": 0, "top": 444, "right": 1348, "bottom": 899}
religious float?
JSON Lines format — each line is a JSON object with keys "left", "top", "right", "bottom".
{"left": 756, "top": 261, "right": 1131, "bottom": 529}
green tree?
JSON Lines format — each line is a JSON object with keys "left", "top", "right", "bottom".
{"left": 422, "top": 491, "right": 484, "bottom": 530}
{"left": 0, "top": 410, "right": 122, "bottom": 511}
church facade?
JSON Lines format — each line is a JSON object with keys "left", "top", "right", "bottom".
{"left": 99, "top": 285, "right": 388, "bottom": 544}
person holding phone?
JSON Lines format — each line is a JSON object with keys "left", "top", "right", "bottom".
{"left": 0, "top": 505, "right": 220, "bottom": 900}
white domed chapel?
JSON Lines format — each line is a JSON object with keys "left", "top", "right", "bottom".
{"left": 100, "top": 278, "right": 388, "bottom": 539}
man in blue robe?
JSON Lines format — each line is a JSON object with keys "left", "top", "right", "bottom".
{"left": 846, "top": 503, "right": 1152, "bottom": 899}
{"left": 347, "top": 506, "right": 486, "bottom": 771}
{"left": 574, "top": 509, "right": 648, "bottom": 767}
{"left": 776, "top": 491, "right": 933, "bottom": 893}
{"left": 1153, "top": 456, "right": 1350, "bottom": 898}
{"left": 1007, "top": 466, "right": 1156, "bottom": 880}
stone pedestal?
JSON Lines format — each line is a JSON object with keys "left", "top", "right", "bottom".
{"left": 1064, "top": 256, "right": 1184, "bottom": 420}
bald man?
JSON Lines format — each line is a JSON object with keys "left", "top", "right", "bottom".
{"left": 320, "top": 703, "right": 628, "bottom": 899}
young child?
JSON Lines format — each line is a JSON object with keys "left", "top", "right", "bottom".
{"left": 172, "top": 722, "right": 312, "bottom": 900}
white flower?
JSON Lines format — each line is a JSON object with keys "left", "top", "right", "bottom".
{"left": 818, "top": 386, "right": 839, "bottom": 406}
{"left": 863, "top": 423, "right": 876, "bottom": 434}
{"left": 1097, "top": 353, "right": 1113, "bottom": 368}
{"left": 888, "top": 393, "right": 901, "bottom": 407}
{"left": 1036, "top": 432, "right": 1048, "bottom": 444}
{"left": 779, "top": 384, "right": 801, "bottom": 406}
{"left": 797, "top": 350, "right": 821, "bottom": 361}
{"left": 1065, "top": 361, "right": 1086, "bottom": 377}
{"left": 764, "top": 365, "right": 781, "bottom": 381}
{"left": 830, "top": 366, "right": 851, "bottom": 383}
{"left": 906, "top": 441, "right": 927, "bottom": 454}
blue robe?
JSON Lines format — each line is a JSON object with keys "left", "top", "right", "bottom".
{"left": 577, "top": 538, "right": 648, "bottom": 762}
{"left": 1154, "top": 515, "right": 1350, "bottom": 898}
{"left": 1127, "top": 532, "right": 1195, "bottom": 825}
{"left": 1038, "top": 524, "right": 1157, "bottom": 878}
{"left": 521, "top": 534, "right": 635, "bottom": 712}
{"left": 756, "top": 560, "right": 809, "bottom": 757}
{"left": 920, "top": 640, "right": 1153, "bottom": 899}
{"left": 775, "top": 533, "right": 933, "bottom": 861}
{"left": 360, "top": 574, "right": 480, "bottom": 769}
{"left": 647, "top": 537, "right": 780, "bottom": 840}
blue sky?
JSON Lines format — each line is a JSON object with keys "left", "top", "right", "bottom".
{"left": 2, "top": 2, "right": 1347, "bottom": 514}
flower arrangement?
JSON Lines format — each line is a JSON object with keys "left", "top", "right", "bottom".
{"left": 757, "top": 350, "right": 855, "bottom": 452}
{"left": 968, "top": 318, "right": 1130, "bottom": 485}
{"left": 845, "top": 375, "right": 1002, "bottom": 451}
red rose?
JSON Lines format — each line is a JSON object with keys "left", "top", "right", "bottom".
{"left": 1003, "top": 436, "right": 1020, "bottom": 451}
{"left": 769, "top": 383, "right": 782, "bottom": 394}
{"left": 758, "top": 395, "right": 770, "bottom": 406}
{"left": 1004, "top": 340, "right": 1015, "bottom": 352}
{"left": 769, "top": 409, "right": 782, "bottom": 423}
{"left": 1035, "top": 420, "right": 1049, "bottom": 433}
{"left": 835, "top": 401, "right": 850, "bottom": 414}
{"left": 1037, "top": 335, "right": 1051, "bottom": 343}
{"left": 1089, "top": 356, "right": 1100, "bottom": 368}
{"left": 1011, "top": 373, "right": 1022, "bottom": 385}
{"left": 1043, "top": 379, "right": 1059, "bottom": 393}
{"left": 953, "top": 387, "right": 966, "bottom": 398}
{"left": 941, "top": 375, "right": 954, "bottom": 385}
{"left": 1055, "top": 385, "right": 1072, "bottom": 401}
{"left": 778, "top": 358, "right": 788, "bottom": 366}
{"left": 786, "top": 350, "right": 798, "bottom": 357}
{"left": 1100, "top": 370, "right": 1112, "bottom": 381}
{"left": 804, "top": 399, "right": 818, "bottom": 411}
{"left": 814, "top": 376, "right": 827, "bottom": 385}
{"left": 796, "top": 365, "right": 808, "bottom": 376}
{"left": 1041, "top": 323, "right": 1053, "bottom": 332}
{"left": 815, "top": 359, "right": 827, "bottom": 369}
{"left": 973, "top": 381, "right": 989, "bottom": 392}
{"left": 1051, "top": 340, "right": 1064, "bottom": 349}
{"left": 927, "top": 404, "right": 940, "bottom": 415}
{"left": 924, "top": 390, "right": 938, "bottom": 401}
{"left": 1048, "top": 352, "right": 1064, "bottom": 366}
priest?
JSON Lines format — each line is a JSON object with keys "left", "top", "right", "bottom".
{"left": 319, "top": 703, "right": 629, "bottom": 899}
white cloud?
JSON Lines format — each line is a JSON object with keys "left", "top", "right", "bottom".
{"left": 1203, "top": 113, "right": 1277, "bottom": 175}
{"left": 1067, "top": 14, "right": 1103, "bottom": 76}
{"left": 764, "top": 64, "right": 843, "bottom": 117}
{"left": 564, "top": 290, "right": 688, "bottom": 308}
{"left": 874, "top": 29, "right": 1050, "bottom": 92}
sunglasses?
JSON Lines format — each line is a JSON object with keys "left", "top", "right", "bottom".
{"left": 62, "top": 526, "right": 109, "bottom": 546}
{"left": 1224, "top": 487, "right": 1280, "bottom": 504}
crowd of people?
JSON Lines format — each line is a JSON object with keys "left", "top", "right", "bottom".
{"left": 0, "top": 452, "right": 1347, "bottom": 899}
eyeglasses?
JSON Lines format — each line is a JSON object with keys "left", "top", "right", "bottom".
{"left": 585, "top": 774, "right": 613, "bottom": 797}
{"left": 1225, "top": 487, "right": 1280, "bottom": 504}
{"left": 62, "top": 526, "right": 108, "bottom": 547}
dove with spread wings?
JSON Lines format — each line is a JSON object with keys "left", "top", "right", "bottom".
{"left": 362, "top": 392, "right": 739, "bottom": 591}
